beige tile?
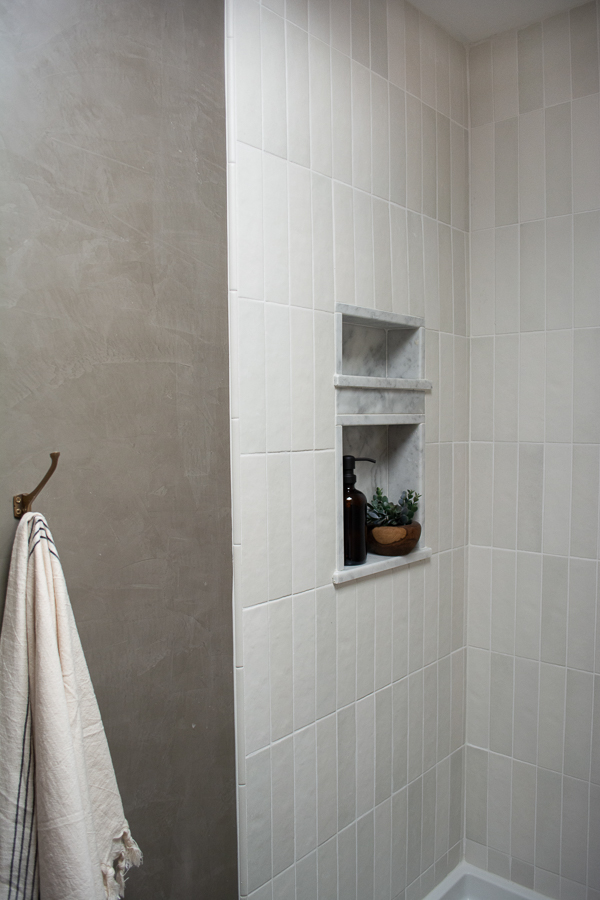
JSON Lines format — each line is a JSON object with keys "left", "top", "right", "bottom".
{"left": 419, "top": 11, "right": 436, "bottom": 110}
{"left": 352, "top": 61, "right": 371, "bottom": 193}
{"left": 546, "top": 215, "right": 573, "bottom": 330}
{"left": 312, "top": 177, "right": 334, "bottom": 314}
{"left": 370, "top": 0, "right": 388, "bottom": 79}
{"left": 541, "top": 554, "right": 568, "bottom": 665}
{"left": 315, "top": 450, "right": 336, "bottom": 585}
{"left": 356, "top": 577, "right": 376, "bottom": 699}
{"left": 436, "top": 25, "right": 450, "bottom": 118}
{"left": 265, "top": 302, "right": 291, "bottom": 454}
{"left": 471, "top": 124, "right": 495, "bottom": 232}
{"left": 391, "top": 788, "right": 407, "bottom": 896}
{"left": 453, "top": 230, "right": 468, "bottom": 336}
{"left": 391, "top": 203, "right": 409, "bottom": 316}
{"left": 491, "top": 549, "right": 516, "bottom": 652}
{"left": 234, "top": 0, "right": 262, "bottom": 149}
{"left": 272, "top": 736, "right": 295, "bottom": 875}
{"left": 267, "top": 453, "right": 293, "bottom": 601}
{"left": 450, "top": 40, "right": 468, "bottom": 128}
{"left": 263, "top": 153, "right": 289, "bottom": 306}
{"left": 356, "top": 693, "right": 375, "bottom": 816}
{"left": 545, "top": 329, "right": 573, "bottom": 443}
{"left": 466, "top": 746, "right": 488, "bottom": 844}
{"left": 246, "top": 748, "right": 272, "bottom": 891}
{"left": 570, "top": 2, "right": 600, "bottom": 99}
{"left": 515, "top": 551, "right": 542, "bottom": 660}
{"left": 422, "top": 103, "right": 437, "bottom": 220}
{"left": 241, "top": 454, "right": 269, "bottom": 607}
{"left": 408, "top": 669, "right": 424, "bottom": 783}
{"left": 317, "top": 838, "right": 337, "bottom": 900}
{"left": 390, "top": 85, "right": 407, "bottom": 207}
{"left": 406, "top": 94, "right": 422, "bottom": 213}
{"left": 404, "top": 1, "right": 421, "bottom": 98}
{"left": 545, "top": 102, "right": 572, "bottom": 218}
{"left": 492, "top": 30, "right": 519, "bottom": 121}
{"left": 317, "top": 715, "right": 337, "bottom": 844}
{"left": 518, "top": 109, "right": 545, "bottom": 223}
{"left": 451, "top": 653, "right": 466, "bottom": 754}
{"left": 337, "top": 704, "right": 356, "bottom": 828}
{"left": 375, "top": 576, "right": 393, "bottom": 691}
{"left": 288, "top": 164, "right": 313, "bottom": 309}
{"left": 375, "top": 687, "right": 393, "bottom": 805}
{"left": 467, "top": 647, "right": 490, "bottom": 748}
{"left": 568, "top": 559, "right": 596, "bottom": 672}
{"left": 564, "top": 668, "right": 594, "bottom": 780}
{"left": 494, "top": 335, "right": 519, "bottom": 441}
{"left": 573, "top": 329, "right": 600, "bottom": 444}
{"left": 350, "top": 0, "right": 369, "bottom": 67}
{"left": 294, "top": 725, "right": 317, "bottom": 859}
{"left": 518, "top": 23, "right": 543, "bottom": 113}
{"left": 354, "top": 189, "right": 374, "bottom": 307}
{"left": 286, "top": 22, "right": 310, "bottom": 167}
{"left": 261, "top": 8, "right": 287, "bottom": 158}
{"left": 371, "top": 74, "right": 390, "bottom": 201}
{"left": 424, "top": 555, "right": 440, "bottom": 666}
{"left": 373, "top": 198, "right": 393, "bottom": 313}
{"left": 519, "top": 221, "right": 545, "bottom": 333}
{"left": 538, "top": 662, "right": 566, "bottom": 772}
{"left": 495, "top": 118, "right": 518, "bottom": 226}
{"left": 511, "top": 760, "right": 536, "bottom": 863}
{"left": 291, "top": 455, "right": 316, "bottom": 593}
{"left": 333, "top": 181, "right": 355, "bottom": 305}
{"left": 423, "top": 217, "right": 440, "bottom": 330}
{"left": 492, "top": 444, "right": 518, "bottom": 550}
{"left": 316, "top": 585, "right": 336, "bottom": 719}
{"left": 572, "top": 94, "right": 600, "bottom": 213}
{"left": 471, "top": 336, "right": 494, "bottom": 441}
{"left": 244, "top": 604, "right": 271, "bottom": 752}
{"left": 293, "top": 589, "right": 316, "bottom": 728}
{"left": 329, "top": 0, "right": 352, "bottom": 56}
{"left": 387, "top": 0, "right": 406, "bottom": 90}
{"left": 543, "top": 444, "right": 573, "bottom": 556}
{"left": 470, "top": 443, "right": 494, "bottom": 546}
{"left": 471, "top": 229, "right": 495, "bottom": 335}
{"left": 543, "top": 12, "right": 571, "bottom": 107}
{"left": 469, "top": 42, "right": 493, "bottom": 127}
{"left": 468, "top": 545, "right": 492, "bottom": 648}
{"left": 487, "top": 753, "right": 512, "bottom": 854}
{"left": 409, "top": 566, "right": 425, "bottom": 674}
{"left": 489, "top": 653, "right": 514, "bottom": 756}
{"left": 336, "top": 583, "right": 356, "bottom": 707}
{"left": 574, "top": 211, "right": 600, "bottom": 327}
{"left": 495, "top": 225, "right": 519, "bottom": 334}
{"left": 513, "top": 657, "right": 539, "bottom": 764}
{"left": 437, "top": 113, "right": 451, "bottom": 225}
{"left": 519, "top": 332, "right": 546, "bottom": 443}
{"left": 407, "top": 209, "right": 425, "bottom": 317}
{"left": 451, "top": 122, "right": 469, "bottom": 232}
{"left": 331, "top": 50, "right": 353, "bottom": 185}
{"left": 561, "top": 775, "right": 590, "bottom": 883}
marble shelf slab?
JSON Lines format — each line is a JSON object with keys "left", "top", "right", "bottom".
{"left": 336, "top": 303, "right": 424, "bottom": 330}
{"left": 336, "top": 413, "right": 425, "bottom": 426}
{"left": 332, "top": 546, "right": 432, "bottom": 584}
{"left": 334, "top": 375, "right": 432, "bottom": 391}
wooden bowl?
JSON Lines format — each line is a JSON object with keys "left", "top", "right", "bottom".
{"left": 367, "top": 522, "right": 421, "bottom": 556}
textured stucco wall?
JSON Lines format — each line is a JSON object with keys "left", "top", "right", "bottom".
{"left": 0, "top": 1, "right": 237, "bottom": 897}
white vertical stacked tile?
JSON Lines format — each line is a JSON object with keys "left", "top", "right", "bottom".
{"left": 226, "top": 0, "right": 470, "bottom": 897}
{"left": 467, "top": 5, "right": 600, "bottom": 898}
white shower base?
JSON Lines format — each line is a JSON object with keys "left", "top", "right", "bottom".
{"left": 425, "top": 863, "right": 547, "bottom": 900}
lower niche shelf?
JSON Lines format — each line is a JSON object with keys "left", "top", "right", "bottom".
{"left": 332, "top": 546, "right": 432, "bottom": 584}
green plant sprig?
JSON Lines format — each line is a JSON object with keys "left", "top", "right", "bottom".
{"left": 366, "top": 487, "right": 421, "bottom": 527}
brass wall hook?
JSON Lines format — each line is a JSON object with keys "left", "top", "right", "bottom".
{"left": 13, "top": 452, "right": 60, "bottom": 519}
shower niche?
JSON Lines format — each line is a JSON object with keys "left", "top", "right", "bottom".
{"left": 333, "top": 303, "right": 433, "bottom": 584}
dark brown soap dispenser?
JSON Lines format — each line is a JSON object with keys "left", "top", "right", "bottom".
{"left": 343, "top": 455, "right": 376, "bottom": 566}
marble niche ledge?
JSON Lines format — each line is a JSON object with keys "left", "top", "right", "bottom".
{"left": 332, "top": 546, "right": 432, "bottom": 584}
{"left": 334, "top": 375, "right": 432, "bottom": 390}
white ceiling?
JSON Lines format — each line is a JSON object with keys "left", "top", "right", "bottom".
{"left": 408, "top": 0, "right": 587, "bottom": 44}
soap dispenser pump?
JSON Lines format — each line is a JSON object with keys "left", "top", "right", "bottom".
{"left": 343, "top": 455, "right": 376, "bottom": 566}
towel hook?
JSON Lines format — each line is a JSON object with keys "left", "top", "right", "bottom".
{"left": 13, "top": 452, "right": 60, "bottom": 519}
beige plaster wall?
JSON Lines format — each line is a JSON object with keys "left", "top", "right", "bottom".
{"left": 0, "top": 0, "right": 237, "bottom": 897}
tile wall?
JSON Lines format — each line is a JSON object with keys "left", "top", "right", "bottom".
{"left": 226, "top": 0, "right": 470, "bottom": 897}
{"left": 466, "top": 5, "right": 600, "bottom": 899}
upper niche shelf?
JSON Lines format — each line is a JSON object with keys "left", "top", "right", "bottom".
{"left": 334, "top": 302, "right": 428, "bottom": 426}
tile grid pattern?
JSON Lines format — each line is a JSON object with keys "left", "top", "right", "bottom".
{"left": 467, "top": 5, "right": 600, "bottom": 899}
{"left": 226, "top": 0, "right": 470, "bottom": 897}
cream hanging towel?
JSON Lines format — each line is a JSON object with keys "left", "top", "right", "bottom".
{"left": 0, "top": 513, "right": 141, "bottom": 900}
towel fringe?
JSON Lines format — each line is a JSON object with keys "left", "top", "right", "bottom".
{"left": 101, "top": 828, "right": 143, "bottom": 899}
